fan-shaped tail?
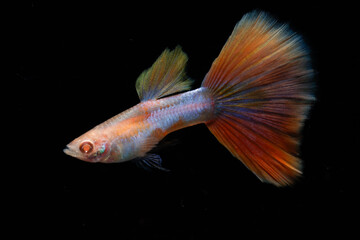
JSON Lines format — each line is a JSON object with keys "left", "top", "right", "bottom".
{"left": 202, "top": 11, "right": 314, "bottom": 186}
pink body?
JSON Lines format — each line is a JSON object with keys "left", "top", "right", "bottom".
{"left": 99, "top": 87, "right": 214, "bottom": 162}
{"left": 64, "top": 88, "right": 214, "bottom": 163}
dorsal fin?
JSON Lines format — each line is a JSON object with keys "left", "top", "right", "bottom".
{"left": 136, "top": 46, "right": 193, "bottom": 101}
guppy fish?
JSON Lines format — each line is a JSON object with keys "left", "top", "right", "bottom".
{"left": 64, "top": 11, "right": 314, "bottom": 186}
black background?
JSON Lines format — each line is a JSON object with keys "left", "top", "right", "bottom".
{"left": 13, "top": 1, "right": 357, "bottom": 238}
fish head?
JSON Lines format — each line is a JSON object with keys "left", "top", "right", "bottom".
{"left": 63, "top": 131, "right": 112, "bottom": 163}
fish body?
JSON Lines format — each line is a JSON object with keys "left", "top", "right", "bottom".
{"left": 64, "top": 11, "right": 314, "bottom": 186}
{"left": 65, "top": 88, "right": 214, "bottom": 163}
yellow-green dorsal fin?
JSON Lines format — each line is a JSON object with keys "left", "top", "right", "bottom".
{"left": 136, "top": 46, "right": 193, "bottom": 101}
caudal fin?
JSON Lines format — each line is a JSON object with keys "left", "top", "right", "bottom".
{"left": 202, "top": 12, "right": 314, "bottom": 186}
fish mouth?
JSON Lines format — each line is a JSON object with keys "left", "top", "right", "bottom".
{"left": 63, "top": 145, "right": 80, "bottom": 159}
{"left": 63, "top": 145, "right": 71, "bottom": 155}
{"left": 63, "top": 144, "right": 92, "bottom": 162}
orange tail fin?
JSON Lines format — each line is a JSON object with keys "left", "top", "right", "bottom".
{"left": 202, "top": 12, "right": 314, "bottom": 186}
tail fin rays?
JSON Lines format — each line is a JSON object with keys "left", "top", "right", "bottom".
{"left": 203, "top": 11, "right": 314, "bottom": 186}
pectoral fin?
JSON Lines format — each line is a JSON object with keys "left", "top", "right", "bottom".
{"left": 135, "top": 154, "right": 170, "bottom": 172}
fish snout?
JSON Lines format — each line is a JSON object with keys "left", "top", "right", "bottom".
{"left": 63, "top": 145, "right": 71, "bottom": 155}
{"left": 63, "top": 144, "right": 81, "bottom": 159}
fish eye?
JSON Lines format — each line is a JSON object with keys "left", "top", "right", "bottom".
{"left": 79, "top": 141, "right": 94, "bottom": 154}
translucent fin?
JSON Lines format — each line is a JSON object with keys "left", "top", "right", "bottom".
{"left": 135, "top": 154, "right": 170, "bottom": 172}
{"left": 202, "top": 11, "right": 314, "bottom": 186}
{"left": 136, "top": 46, "right": 193, "bottom": 101}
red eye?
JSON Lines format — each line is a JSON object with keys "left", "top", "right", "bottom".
{"left": 79, "top": 141, "right": 94, "bottom": 154}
